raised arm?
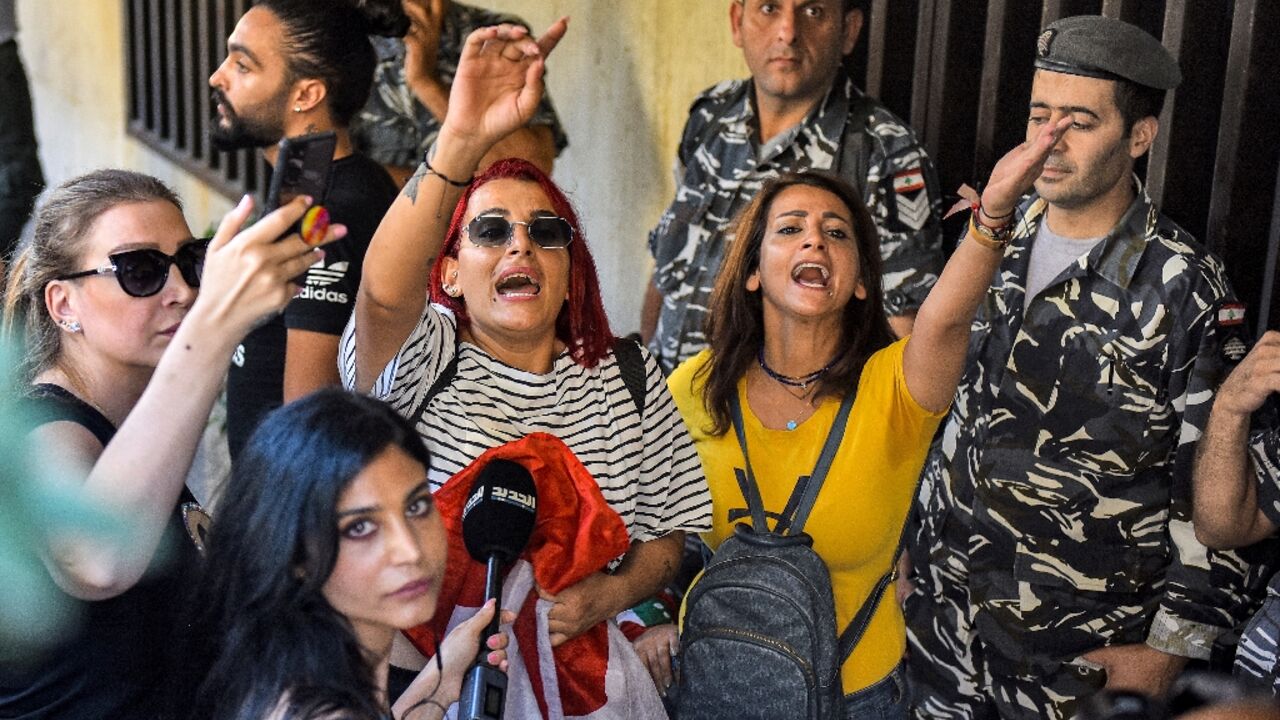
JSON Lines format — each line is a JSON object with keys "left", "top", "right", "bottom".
{"left": 903, "top": 116, "right": 1072, "bottom": 412}
{"left": 1194, "top": 331, "right": 1280, "bottom": 548}
{"left": 353, "top": 20, "right": 568, "bottom": 391}
{"left": 38, "top": 197, "right": 342, "bottom": 600}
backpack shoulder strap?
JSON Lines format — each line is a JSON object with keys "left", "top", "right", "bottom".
{"left": 612, "top": 337, "right": 647, "bottom": 418}
{"left": 729, "top": 393, "right": 770, "bottom": 532}
{"left": 786, "top": 389, "right": 856, "bottom": 535}
{"left": 408, "top": 351, "right": 460, "bottom": 429}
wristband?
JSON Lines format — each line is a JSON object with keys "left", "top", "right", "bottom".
{"left": 968, "top": 214, "right": 1012, "bottom": 251}
{"left": 422, "top": 156, "right": 474, "bottom": 188}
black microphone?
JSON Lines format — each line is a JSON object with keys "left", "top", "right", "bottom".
{"left": 457, "top": 458, "right": 537, "bottom": 720}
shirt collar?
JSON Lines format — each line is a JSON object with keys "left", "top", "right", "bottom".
{"left": 735, "top": 72, "right": 854, "bottom": 163}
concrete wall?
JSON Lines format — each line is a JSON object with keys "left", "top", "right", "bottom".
{"left": 17, "top": 0, "right": 748, "bottom": 334}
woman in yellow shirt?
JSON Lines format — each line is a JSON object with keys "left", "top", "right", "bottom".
{"left": 663, "top": 116, "right": 1069, "bottom": 719}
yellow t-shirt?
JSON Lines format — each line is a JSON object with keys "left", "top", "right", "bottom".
{"left": 667, "top": 338, "right": 945, "bottom": 693}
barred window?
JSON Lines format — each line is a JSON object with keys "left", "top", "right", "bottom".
{"left": 125, "top": 0, "right": 265, "bottom": 200}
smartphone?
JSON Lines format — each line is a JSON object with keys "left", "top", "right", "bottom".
{"left": 264, "top": 130, "right": 336, "bottom": 215}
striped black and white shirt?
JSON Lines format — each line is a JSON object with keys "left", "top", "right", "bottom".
{"left": 340, "top": 304, "right": 711, "bottom": 543}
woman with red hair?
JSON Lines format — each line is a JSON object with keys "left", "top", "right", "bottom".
{"left": 340, "top": 19, "right": 711, "bottom": 701}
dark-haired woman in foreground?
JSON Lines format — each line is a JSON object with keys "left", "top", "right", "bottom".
{"left": 181, "top": 389, "right": 509, "bottom": 720}
{"left": 0, "top": 169, "right": 339, "bottom": 718}
{"left": 662, "top": 118, "right": 1072, "bottom": 716}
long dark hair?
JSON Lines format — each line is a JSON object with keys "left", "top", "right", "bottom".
{"left": 179, "top": 389, "right": 433, "bottom": 720}
{"left": 254, "top": 0, "right": 409, "bottom": 126}
{"left": 428, "top": 158, "right": 615, "bottom": 368}
{"left": 694, "top": 172, "right": 894, "bottom": 435}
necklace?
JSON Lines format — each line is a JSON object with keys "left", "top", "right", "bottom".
{"left": 755, "top": 350, "right": 835, "bottom": 431}
{"left": 756, "top": 348, "right": 836, "bottom": 390}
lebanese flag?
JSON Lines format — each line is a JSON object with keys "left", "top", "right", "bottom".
{"left": 405, "top": 433, "right": 667, "bottom": 719}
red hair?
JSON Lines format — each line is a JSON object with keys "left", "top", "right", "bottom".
{"left": 428, "top": 158, "right": 615, "bottom": 368}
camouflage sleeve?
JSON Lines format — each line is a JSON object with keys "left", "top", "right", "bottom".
{"left": 1251, "top": 427, "right": 1280, "bottom": 527}
{"left": 861, "top": 117, "right": 945, "bottom": 317}
{"left": 1146, "top": 262, "right": 1252, "bottom": 659}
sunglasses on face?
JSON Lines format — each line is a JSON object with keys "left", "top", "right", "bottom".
{"left": 56, "top": 239, "right": 211, "bottom": 298}
{"left": 463, "top": 215, "right": 575, "bottom": 249}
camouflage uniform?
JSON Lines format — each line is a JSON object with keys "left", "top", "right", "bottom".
{"left": 905, "top": 184, "right": 1253, "bottom": 720}
{"left": 1235, "top": 426, "right": 1280, "bottom": 692}
{"left": 353, "top": 1, "right": 568, "bottom": 168}
{"left": 647, "top": 73, "right": 944, "bottom": 374}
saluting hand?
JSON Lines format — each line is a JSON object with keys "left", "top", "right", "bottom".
{"left": 981, "top": 115, "right": 1073, "bottom": 219}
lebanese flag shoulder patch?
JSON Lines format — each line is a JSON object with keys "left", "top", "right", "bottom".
{"left": 894, "top": 166, "right": 925, "bottom": 194}
{"left": 1219, "top": 303, "right": 1246, "bottom": 326}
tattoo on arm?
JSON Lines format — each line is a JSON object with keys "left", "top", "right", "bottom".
{"left": 402, "top": 163, "right": 430, "bottom": 205}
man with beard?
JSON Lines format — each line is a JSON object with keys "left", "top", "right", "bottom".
{"left": 209, "top": 0, "right": 403, "bottom": 459}
{"left": 905, "top": 15, "right": 1252, "bottom": 719}
{"left": 642, "top": 0, "right": 944, "bottom": 373}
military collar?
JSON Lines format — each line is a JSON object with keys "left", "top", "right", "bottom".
{"left": 740, "top": 73, "right": 854, "bottom": 164}
{"left": 1074, "top": 176, "right": 1154, "bottom": 292}
{"left": 1017, "top": 176, "right": 1155, "bottom": 292}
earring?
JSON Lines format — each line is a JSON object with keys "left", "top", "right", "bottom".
{"left": 293, "top": 106, "right": 302, "bottom": 113}
{"left": 59, "top": 320, "right": 81, "bottom": 333}
{"left": 442, "top": 284, "right": 460, "bottom": 297}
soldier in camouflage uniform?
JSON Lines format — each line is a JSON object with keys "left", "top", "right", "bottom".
{"left": 905, "top": 16, "right": 1254, "bottom": 719}
{"left": 353, "top": 0, "right": 568, "bottom": 184}
{"left": 643, "top": 0, "right": 944, "bottom": 374}
{"left": 1194, "top": 331, "right": 1280, "bottom": 694}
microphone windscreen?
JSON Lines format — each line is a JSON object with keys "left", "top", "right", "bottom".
{"left": 461, "top": 458, "right": 538, "bottom": 563}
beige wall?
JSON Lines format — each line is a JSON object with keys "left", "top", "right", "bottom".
{"left": 18, "top": 0, "right": 748, "bottom": 333}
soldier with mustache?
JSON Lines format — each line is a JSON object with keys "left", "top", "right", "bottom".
{"left": 642, "top": 0, "right": 945, "bottom": 374}
{"left": 904, "top": 15, "right": 1253, "bottom": 720}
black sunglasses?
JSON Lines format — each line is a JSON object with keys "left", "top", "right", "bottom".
{"left": 56, "top": 239, "right": 211, "bottom": 298}
{"left": 464, "top": 215, "right": 575, "bottom": 249}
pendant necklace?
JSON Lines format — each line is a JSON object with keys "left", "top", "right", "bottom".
{"left": 756, "top": 348, "right": 836, "bottom": 430}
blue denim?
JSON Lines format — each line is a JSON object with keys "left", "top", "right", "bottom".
{"left": 844, "top": 664, "right": 908, "bottom": 720}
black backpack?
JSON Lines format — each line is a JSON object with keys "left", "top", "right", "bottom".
{"left": 674, "top": 391, "right": 905, "bottom": 720}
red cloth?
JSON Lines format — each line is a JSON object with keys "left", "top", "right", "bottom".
{"left": 405, "top": 433, "right": 631, "bottom": 717}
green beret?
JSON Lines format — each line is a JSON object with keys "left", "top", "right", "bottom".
{"left": 1035, "top": 15, "right": 1181, "bottom": 90}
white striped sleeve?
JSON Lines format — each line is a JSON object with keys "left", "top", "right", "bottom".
{"left": 630, "top": 346, "right": 712, "bottom": 542}
{"left": 338, "top": 303, "right": 457, "bottom": 417}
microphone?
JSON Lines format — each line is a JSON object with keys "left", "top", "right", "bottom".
{"left": 457, "top": 458, "right": 538, "bottom": 720}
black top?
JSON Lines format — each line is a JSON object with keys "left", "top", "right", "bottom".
{"left": 225, "top": 152, "right": 399, "bottom": 459}
{"left": 0, "top": 384, "right": 203, "bottom": 719}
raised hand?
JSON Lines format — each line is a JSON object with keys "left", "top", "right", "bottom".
{"left": 194, "top": 194, "right": 345, "bottom": 338}
{"left": 439, "top": 18, "right": 568, "bottom": 160}
{"left": 1215, "top": 331, "right": 1280, "bottom": 418}
{"left": 981, "top": 116, "right": 1073, "bottom": 219}
{"left": 402, "top": 0, "right": 446, "bottom": 92}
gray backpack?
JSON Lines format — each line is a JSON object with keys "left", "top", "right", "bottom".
{"left": 674, "top": 391, "right": 904, "bottom": 720}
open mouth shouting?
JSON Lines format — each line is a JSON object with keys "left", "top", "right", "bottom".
{"left": 791, "top": 261, "right": 831, "bottom": 289}
{"left": 495, "top": 269, "right": 542, "bottom": 298}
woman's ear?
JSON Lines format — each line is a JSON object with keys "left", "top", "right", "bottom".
{"left": 440, "top": 256, "right": 461, "bottom": 297}
{"left": 45, "top": 280, "right": 78, "bottom": 328}
{"left": 745, "top": 269, "right": 761, "bottom": 292}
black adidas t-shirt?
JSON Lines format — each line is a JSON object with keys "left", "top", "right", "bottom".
{"left": 226, "top": 152, "right": 398, "bottom": 459}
